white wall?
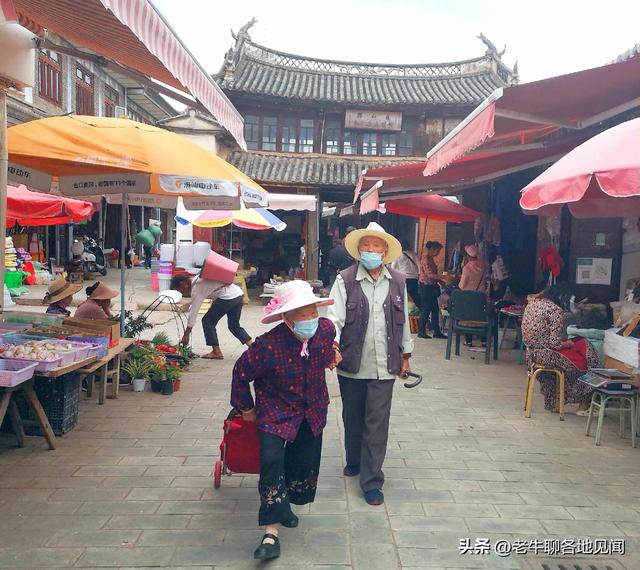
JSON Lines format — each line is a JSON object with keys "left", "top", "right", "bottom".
{"left": 620, "top": 219, "right": 640, "bottom": 298}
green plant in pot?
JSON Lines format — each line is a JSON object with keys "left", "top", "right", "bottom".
{"left": 148, "top": 355, "right": 167, "bottom": 393}
{"left": 165, "top": 362, "right": 183, "bottom": 393}
{"left": 122, "top": 358, "right": 152, "bottom": 392}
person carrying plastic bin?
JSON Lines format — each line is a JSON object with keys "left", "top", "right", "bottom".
{"left": 170, "top": 252, "right": 251, "bottom": 359}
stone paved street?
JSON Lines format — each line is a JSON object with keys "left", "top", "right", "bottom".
{"left": 1, "top": 303, "right": 640, "bottom": 569}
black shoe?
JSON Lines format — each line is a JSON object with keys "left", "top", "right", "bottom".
{"left": 281, "top": 513, "right": 299, "bottom": 528}
{"left": 417, "top": 333, "right": 432, "bottom": 339}
{"left": 364, "top": 489, "right": 384, "bottom": 506}
{"left": 343, "top": 464, "right": 360, "bottom": 477}
{"left": 433, "top": 333, "right": 448, "bottom": 339}
{"left": 254, "top": 533, "right": 280, "bottom": 560}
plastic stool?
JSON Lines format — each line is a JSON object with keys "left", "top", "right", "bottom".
{"left": 585, "top": 389, "right": 637, "bottom": 447}
{"left": 524, "top": 366, "right": 565, "bottom": 420}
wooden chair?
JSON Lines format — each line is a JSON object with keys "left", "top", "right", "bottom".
{"left": 524, "top": 365, "right": 565, "bottom": 420}
{"left": 445, "top": 290, "right": 497, "bottom": 365}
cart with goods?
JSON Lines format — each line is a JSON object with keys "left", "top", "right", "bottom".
{"left": 213, "top": 408, "right": 261, "bottom": 488}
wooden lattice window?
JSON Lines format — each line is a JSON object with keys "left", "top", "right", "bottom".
{"left": 75, "top": 66, "right": 94, "bottom": 115}
{"left": 104, "top": 85, "right": 119, "bottom": 117}
{"left": 38, "top": 49, "right": 62, "bottom": 106}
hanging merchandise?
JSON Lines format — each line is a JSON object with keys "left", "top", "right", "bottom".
{"left": 491, "top": 255, "right": 511, "bottom": 281}
{"left": 538, "top": 245, "right": 564, "bottom": 282}
{"left": 486, "top": 216, "right": 502, "bottom": 246}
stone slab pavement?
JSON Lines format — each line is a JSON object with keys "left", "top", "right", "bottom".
{"left": 1, "top": 303, "right": 640, "bottom": 569}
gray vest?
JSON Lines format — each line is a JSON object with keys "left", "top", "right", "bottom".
{"left": 337, "top": 264, "right": 406, "bottom": 376}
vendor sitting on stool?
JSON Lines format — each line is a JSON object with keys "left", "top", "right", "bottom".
{"left": 171, "top": 252, "right": 252, "bottom": 359}
{"left": 74, "top": 281, "right": 118, "bottom": 319}
{"left": 43, "top": 277, "right": 82, "bottom": 316}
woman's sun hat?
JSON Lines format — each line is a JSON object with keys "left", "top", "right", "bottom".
{"left": 87, "top": 281, "right": 118, "bottom": 300}
{"left": 344, "top": 221, "right": 401, "bottom": 264}
{"left": 42, "top": 277, "right": 82, "bottom": 305}
{"left": 464, "top": 244, "right": 479, "bottom": 258}
{"left": 262, "top": 280, "right": 334, "bottom": 324}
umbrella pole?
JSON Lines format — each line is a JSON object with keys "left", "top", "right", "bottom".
{"left": 120, "top": 193, "right": 128, "bottom": 336}
{"left": 0, "top": 89, "right": 7, "bottom": 314}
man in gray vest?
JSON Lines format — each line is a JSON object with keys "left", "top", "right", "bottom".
{"left": 327, "top": 222, "right": 413, "bottom": 506}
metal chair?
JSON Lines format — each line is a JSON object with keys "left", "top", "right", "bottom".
{"left": 585, "top": 388, "right": 637, "bottom": 447}
{"left": 524, "top": 366, "right": 565, "bottom": 420}
{"left": 445, "top": 290, "right": 497, "bottom": 365}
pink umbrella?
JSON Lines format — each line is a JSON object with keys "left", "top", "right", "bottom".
{"left": 520, "top": 118, "right": 640, "bottom": 218}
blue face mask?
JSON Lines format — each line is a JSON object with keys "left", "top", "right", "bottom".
{"left": 360, "top": 251, "right": 384, "bottom": 270}
{"left": 292, "top": 317, "right": 319, "bottom": 339}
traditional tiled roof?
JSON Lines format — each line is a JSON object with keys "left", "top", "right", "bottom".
{"left": 217, "top": 35, "right": 516, "bottom": 106}
{"left": 226, "top": 151, "right": 420, "bottom": 187}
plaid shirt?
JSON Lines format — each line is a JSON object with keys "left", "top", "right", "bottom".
{"left": 231, "top": 318, "right": 336, "bottom": 441}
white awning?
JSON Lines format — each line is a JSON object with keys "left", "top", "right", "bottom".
{"left": 268, "top": 194, "right": 316, "bottom": 211}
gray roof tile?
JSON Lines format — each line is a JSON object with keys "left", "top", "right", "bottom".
{"left": 219, "top": 41, "right": 514, "bottom": 106}
{"left": 227, "top": 151, "right": 421, "bottom": 187}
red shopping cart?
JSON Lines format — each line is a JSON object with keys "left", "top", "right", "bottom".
{"left": 213, "top": 408, "right": 260, "bottom": 488}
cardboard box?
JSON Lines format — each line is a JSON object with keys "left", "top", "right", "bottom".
{"left": 64, "top": 317, "right": 120, "bottom": 347}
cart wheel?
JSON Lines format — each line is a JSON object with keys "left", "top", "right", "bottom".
{"left": 213, "top": 460, "right": 222, "bottom": 488}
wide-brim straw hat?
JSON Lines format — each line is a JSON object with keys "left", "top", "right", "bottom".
{"left": 88, "top": 281, "right": 118, "bottom": 300}
{"left": 464, "top": 244, "right": 479, "bottom": 258}
{"left": 262, "top": 280, "right": 334, "bottom": 324}
{"left": 344, "top": 221, "right": 402, "bottom": 264}
{"left": 42, "top": 277, "right": 82, "bottom": 305}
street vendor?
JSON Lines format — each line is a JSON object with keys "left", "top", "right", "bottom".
{"left": 74, "top": 281, "right": 118, "bottom": 319}
{"left": 231, "top": 280, "right": 337, "bottom": 561}
{"left": 42, "top": 277, "right": 82, "bottom": 316}
{"left": 328, "top": 222, "right": 413, "bottom": 506}
{"left": 170, "top": 252, "right": 251, "bottom": 359}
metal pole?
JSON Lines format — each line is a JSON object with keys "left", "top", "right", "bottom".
{"left": 140, "top": 205, "right": 145, "bottom": 258}
{"left": 55, "top": 224, "right": 60, "bottom": 263}
{"left": 120, "top": 194, "right": 128, "bottom": 336}
{"left": 0, "top": 90, "right": 8, "bottom": 314}
{"left": 98, "top": 201, "right": 103, "bottom": 242}
{"left": 68, "top": 221, "right": 74, "bottom": 260}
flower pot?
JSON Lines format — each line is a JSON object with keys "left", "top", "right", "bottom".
{"left": 132, "top": 378, "right": 146, "bottom": 392}
{"left": 150, "top": 379, "right": 163, "bottom": 393}
{"left": 173, "top": 379, "right": 181, "bottom": 392}
{"left": 161, "top": 381, "right": 174, "bottom": 396}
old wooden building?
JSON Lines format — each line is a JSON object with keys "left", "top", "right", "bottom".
{"left": 211, "top": 22, "right": 516, "bottom": 280}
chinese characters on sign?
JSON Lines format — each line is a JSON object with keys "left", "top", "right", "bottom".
{"left": 345, "top": 110, "right": 402, "bottom": 131}
{"left": 59, "top": 173, "right": 149, "bottom": 195}
{"left": 459, "top": 537, "right": 625, "bottom": 557}
{"left": 576, "top": 257, "right": 613, "bottom": 286}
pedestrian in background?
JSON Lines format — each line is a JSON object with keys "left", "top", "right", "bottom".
{"left": 418, "top": 240, "right": 447, "bottom": 339}
{"left": 391, "top": 239, "right": 420, "bottom": 305}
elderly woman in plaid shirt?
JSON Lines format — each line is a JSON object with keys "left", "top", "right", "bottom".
{"left": 231, "top": 280, "right": 338, "bottom": 561}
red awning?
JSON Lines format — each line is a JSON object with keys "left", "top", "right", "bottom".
{"left": 7, "top": 185, "right": 94, "bottom": 226}
{"left": 13, "top": 0, "right": 246, "bottom": 148}
{"left": 383, "top": 194, "right": 481, "bottom": 222}
{"left": 423, "top": 56, "right": 640, "bottom": 176}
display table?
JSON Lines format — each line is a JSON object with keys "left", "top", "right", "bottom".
{"left": 76, "top": 338, "right": 136, "bottom": 404}
{"left": 0, "top": 378, "right": 57, "bottom": 450}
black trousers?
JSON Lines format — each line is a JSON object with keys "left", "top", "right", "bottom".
{"left": 143, "top": 246, "right": 152, "bottom": 269}
{"left": 406, "top": 278, "right": 420, "bottom": 306}
{"left": 338, "top": 376, "right": 395, "bottom": 492}
{"left": 258, "top": 421, "right": 322, "bottom": 526}
{"left": 419, "top": 283, "right": 442, "bottom": 335}
{"left": 201, "top": 296, "right": 250, "bottom": 347}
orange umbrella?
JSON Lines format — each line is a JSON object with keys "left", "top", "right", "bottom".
{"left": 7, "top": 115, "right": 268, "bottom": 210}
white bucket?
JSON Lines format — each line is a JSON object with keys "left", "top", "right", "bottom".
{"left": 176, "top": 241, "right": 194, "bottom": 268}
{"left": 160, "top": 243, "right": 174, "bottom": 262}
{"left": 158, "top": 274, "right": 172, "bottom": 292}
{"left": 193, "top": 241, "right": 211, "bottom": 266}
{"left": 132, "top": 378, "right": 146, "bottom": 392}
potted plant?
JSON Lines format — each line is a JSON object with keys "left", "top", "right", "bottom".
{"left": 149, "top": 355, "right": 167, "bottom": 393}
{"left": 122, "top": 358, "right": 152, "bottom": 392}
{"left": 165, "top": 362, "right": 183, "bottom": 392}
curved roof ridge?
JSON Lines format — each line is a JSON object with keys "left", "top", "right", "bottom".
{"left": 242, "top": 39, "right": 492, "bottom": 78}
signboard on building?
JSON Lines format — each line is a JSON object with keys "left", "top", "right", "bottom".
{"left": 345, "top": 110, "right": 402, "bottom": 131}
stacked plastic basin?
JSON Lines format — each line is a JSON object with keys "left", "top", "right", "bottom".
{"left": 157, "top": 261, "right": 174, "bottom": 292}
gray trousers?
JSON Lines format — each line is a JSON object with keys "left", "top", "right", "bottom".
{"left": 338, "top": 375, "right": 395, "bottom": 492}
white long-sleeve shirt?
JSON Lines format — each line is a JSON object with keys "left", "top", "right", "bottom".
{"left": 186, "top": 278, "right": 243, "bottom": 328}
{"left": 327, "top": 263, "right": 413, "bottom": 380}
